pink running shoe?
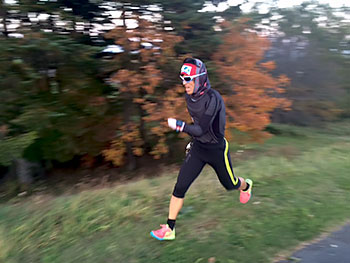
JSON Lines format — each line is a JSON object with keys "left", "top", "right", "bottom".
{"left": 150, "top": 224, "right": 175, "bottom": 241}
{"left": 240, "top": 179, "right": 253, "bottom": 204}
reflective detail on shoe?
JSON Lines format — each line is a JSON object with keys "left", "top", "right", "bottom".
{"left": 240, "top": 178, "right": 253, "bottom": 204}
{"left": 150, "top": 224, "right": 175, "bottom": 241}
{"left": 224, "top": 138, "right": 238, "bottom": 185}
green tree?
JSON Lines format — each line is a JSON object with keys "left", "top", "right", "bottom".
{"left": 0, "top": 33, "right": 117, "bottom": 164}
{"left": 261, "top": 4, "right": 349, "bottom": 124}
{"left": 0, "top": 131, "right": 38, "bottom": 167}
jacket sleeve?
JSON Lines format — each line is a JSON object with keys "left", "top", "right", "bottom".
{"left": 183, "top": 93, "right": 217, "bottom": 137}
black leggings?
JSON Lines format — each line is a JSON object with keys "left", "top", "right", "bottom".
{"left": 173, "top": 138, "right": 241, "bottom": 198}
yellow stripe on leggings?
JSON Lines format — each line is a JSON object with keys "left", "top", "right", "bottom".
{"left": 224, "top": 138, "right": 238, "bottom": 185}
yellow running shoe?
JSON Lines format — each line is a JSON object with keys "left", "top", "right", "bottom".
{"left": 150, "top": 224, "right": 175, "bottom": 241}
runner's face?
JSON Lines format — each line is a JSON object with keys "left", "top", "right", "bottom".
{"left": 183, "top": 79, "right": 195, "bottom": 95}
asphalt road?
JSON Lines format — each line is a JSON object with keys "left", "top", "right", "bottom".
{"left": 278, "top": 224, "right": 350, "bottom": 263}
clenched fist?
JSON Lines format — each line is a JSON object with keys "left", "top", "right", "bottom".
{"left": 167, "top": 118, "right": 185, "bottom": 132}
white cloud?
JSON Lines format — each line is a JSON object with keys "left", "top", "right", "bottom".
{"left": 102, "top": 45, "right": 124, "bottom": 53}
{"left": 318, "top": 0, "right": 350, "bottom": 8}
{"left": 277, "top": 0, "right": 304, "bottom": 9}
{"left": 205, "top": 0, "right": 350, "bottom": 14}
{"left": 4, "top": 0, "right": 17, "bottom": 4}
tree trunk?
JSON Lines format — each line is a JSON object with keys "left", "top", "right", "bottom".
{"left": 14, "top": 158, "right": 34, "bottom": 185}
{"left": 138, "top": 91, "right": 149, "bottom": 151}
{"left": 0, "top": 3, "right": 9, "bottom": 38}
{"left": 126, "top": 141, "right": 136, "bottom": 171}
{"left": 123, "top": 96, "right": 137, "bottom": 171}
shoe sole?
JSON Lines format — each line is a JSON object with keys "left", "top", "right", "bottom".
{"left": 150, "top": 231, "right": 164, "bottom": 241}
{"left": 150, "top": 231, "right": 175, "bottom": 241}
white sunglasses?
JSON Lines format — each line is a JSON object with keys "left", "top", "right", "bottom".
{"left": 180, "top": 71, "right": 207, "bottom": 83}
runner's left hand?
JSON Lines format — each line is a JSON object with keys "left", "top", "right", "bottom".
{"left": 167, "top": 118, "right": 185, "bottom": 132}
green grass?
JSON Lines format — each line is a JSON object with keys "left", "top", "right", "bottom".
{"left": 1, "top": 122, "right": 350, "bottom": 263}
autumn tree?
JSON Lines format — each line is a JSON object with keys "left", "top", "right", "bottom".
{"left": 213, "top": 20, "right": 291, "bottom": 141}
{"left": 102, "top": 18, "right": 183, "bottom": 169}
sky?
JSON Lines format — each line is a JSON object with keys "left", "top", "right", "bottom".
{"left": 4, "top": 0, "right": 350, "bottom": 14}
{"left": 4, "top": 0, "right": 350, "bottom": 9}
{"left": 201, "top": 0, "right": 350, "bottom": 13}
{"left": 3, "top": 0, "right": 349, "bottom": 41}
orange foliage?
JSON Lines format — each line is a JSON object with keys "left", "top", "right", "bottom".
{"left": 102, "top": 18, "right": 292, "bottom": 167}
{"left": 213, "top": 21, "right": 291, "bottom": 141}
{"left": 260, "top": 61, "right": 276, "bottom": 71}
{"left": 142, "top": 85, "right": 190, "bottom": 159}
{"left": 102, "top": 18, "right": 183, "bottom": 166}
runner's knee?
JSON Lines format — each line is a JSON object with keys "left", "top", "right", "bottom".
{"left": 172, "top": 183, "right": 187, "bottom": 198}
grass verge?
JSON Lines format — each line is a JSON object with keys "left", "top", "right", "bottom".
{"left": 1, "top": 122, "right": 350, "bottom": 263}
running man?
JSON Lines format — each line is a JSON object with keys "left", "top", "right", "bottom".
{"left": 150, "top": 58, "right": 253, "bottom": 241}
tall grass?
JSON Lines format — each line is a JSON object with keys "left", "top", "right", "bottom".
{"left": 1, "top": 122, "right": 349, "bottom": 263}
